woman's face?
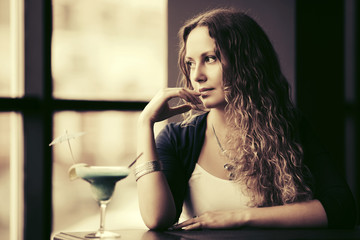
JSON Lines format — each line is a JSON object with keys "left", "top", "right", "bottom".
{"left": 185, "top": 26, "right": 226, "bottom": 109}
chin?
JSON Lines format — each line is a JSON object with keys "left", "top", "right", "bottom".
{"left": 200, "top": 95, "right": 226, "bottom": 109}
{"left": 202, "top": 101, "right": 225, "bottom": 109}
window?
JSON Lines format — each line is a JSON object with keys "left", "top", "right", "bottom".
{"left": 51, "top": 0, "right": 167, "bottom": 236}
{"left": 1, "top": 0, "right": 167, "bottom": 239}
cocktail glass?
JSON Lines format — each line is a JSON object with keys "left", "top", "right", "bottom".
{"left": 75, "top": 165, "right": 130, "bottom": 239}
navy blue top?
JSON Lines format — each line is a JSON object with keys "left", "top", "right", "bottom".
{"left": 155, "top": 113, "right": 357, "bottom": 228}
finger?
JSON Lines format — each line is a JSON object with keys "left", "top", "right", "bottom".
{"left": 182, "top": 222, "right": 202, "bottom": 230}
{"left": 170, "top": 104, "right": 192, "bottom": 115}
{"left": 190, "top": 102, "right": 205, "bottom": 111}
{"left": 178, "top": 89, "right": 202, "bottom": 105}
{"left": 171, "top": 217, "right": 197, "bottom": 229}
{"left": 164, "top": 88, "right": 201, "bottom": 106}
{"left": 185, "top": 91, "right": 202, "bottom": 105}
{"left": 181, "top": 88, "right": 200, "bottom": 95}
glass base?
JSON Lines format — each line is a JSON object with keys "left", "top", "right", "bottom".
{"left": 85, "top": 230, "right": 120, "bottom": 239}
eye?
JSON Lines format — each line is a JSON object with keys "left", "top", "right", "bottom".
{"left": 205, "top": 56, "right": 217, "bottom": 64}
{"left": 185, "top": 60, "right": 195, "bottom": 69}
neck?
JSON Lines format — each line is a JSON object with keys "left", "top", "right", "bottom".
{"left": 207, "top": 108, "right": 227, "bottom": 130}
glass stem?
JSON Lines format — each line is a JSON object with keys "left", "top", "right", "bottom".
{"left": 99, "top": 201, "right": 108, "bottom": 234}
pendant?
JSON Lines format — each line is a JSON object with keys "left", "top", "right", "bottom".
{"left": 223, "top": 163, "right": 234, "bottom": 171}
{"left": 224, "top": 163, "right": 235, "bottom": 180}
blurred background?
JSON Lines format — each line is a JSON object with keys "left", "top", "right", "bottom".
{"left": 0, "top": 0, "right": 358, "bottom": 240}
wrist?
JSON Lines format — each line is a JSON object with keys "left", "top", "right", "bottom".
{"left": 240, "top": 208, "right": 253, "bottom": 227}
{"left": 138, "top": 113, "right": 155, "bottom": 128}
{"left": 228, "top": 208, "right": 253, "bottom": 228}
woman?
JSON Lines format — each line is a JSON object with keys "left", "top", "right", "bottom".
{"left": 135, "top": 8, "right": 356, "bottom": 230}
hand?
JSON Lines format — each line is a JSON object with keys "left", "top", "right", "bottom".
{"left": 172, "top": 210, "right": 247, "bottom": 230}
{"left": 140, "top": 88, "right": 202, "bottom": 124}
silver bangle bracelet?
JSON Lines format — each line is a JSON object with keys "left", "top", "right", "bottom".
{"left": 134, "top": 161, "right": 162, "bottom": 181}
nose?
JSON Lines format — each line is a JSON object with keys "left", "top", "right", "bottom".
{"left": 192, "top": 63, "right": 207, "bottom": 83}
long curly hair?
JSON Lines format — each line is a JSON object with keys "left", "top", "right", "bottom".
{"left": 178, "top": 8, "right": 313, "bottom": 207}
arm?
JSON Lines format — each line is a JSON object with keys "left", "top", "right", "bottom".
{"left": 136, "top": 88, "right": 201, "bottom": 230}
{"left": 245, "top": 199, "right": 327, "bottom": 228}
{"left": 174, "top": 199, "right": 327, "bottom": 230}
{"left": 136, "top": 119, "right": 177, "bottom": 230}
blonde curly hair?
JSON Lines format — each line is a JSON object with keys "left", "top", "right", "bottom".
{"left": 178, "top": 8, "right": 313, "bottom": 207}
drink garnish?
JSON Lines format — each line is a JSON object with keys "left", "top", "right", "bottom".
{"left": 68, "top": 163, "right": 88, "bottom": 181}
{"left": 127, "top": 152, "right": 143, "bottom": 168}
{"left": 49, "top": 130, "right": 86, "bottom": 164}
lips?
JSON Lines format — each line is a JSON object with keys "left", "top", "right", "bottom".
{"left": 198, "top": 87, "right": 214, "bottom": 98}
{"left": 199, "top": 87, "right": 214, "bottom": 93}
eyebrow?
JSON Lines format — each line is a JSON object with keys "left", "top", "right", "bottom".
{"left": 185, "top": 50, "right": 216, "bottom": 60}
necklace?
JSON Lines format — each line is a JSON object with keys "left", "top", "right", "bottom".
{"left": 212, "top": 124, "right": 235, "bottom": 180}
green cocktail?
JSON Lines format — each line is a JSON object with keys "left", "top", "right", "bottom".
{"left": 74, "top": 165, "right": 130, "bottom": 239}
{"left": 76, "top": 166, "right": 130, "bottom": 201}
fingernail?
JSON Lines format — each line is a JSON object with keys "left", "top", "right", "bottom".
{"left": 168, "top": 224, "right": 180, "bottom": 231}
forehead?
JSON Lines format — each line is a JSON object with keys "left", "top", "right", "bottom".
{"left": 185, "top": 26, "right": 216, "bottom": 57}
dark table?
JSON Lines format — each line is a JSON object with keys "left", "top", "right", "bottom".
{"left": 53, "top": 227, "right": 360, "bottom": 240}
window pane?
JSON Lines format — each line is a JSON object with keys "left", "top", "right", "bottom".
{"left": 0, "top": 113, "right": 10, "bottom": 239}
{"left": 0, "top": 0, "right": 24, "bottom": 98}
{"left": 0, "top": 112, "right": 23, "bottom": 240}
{"left": 0, "top": 0, "right": 10, "bottom": 96}
{"left": 52, "top": 111, "right": 168, "bottom": 233}
{"left": 52, "top": 0, "right": 167, "bottom": 100}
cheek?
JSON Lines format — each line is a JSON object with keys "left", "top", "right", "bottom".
{"left": 214, "top": 64, "right": 224, "bottom": 84}
{"left": 215, "top": 71, "right": 224, "bottom": 87}
{"left": 189, "top": 80, "right": 196, "bottom": 90}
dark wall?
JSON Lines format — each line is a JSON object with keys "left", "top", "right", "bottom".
{"left": 296, "top": 0, "right": 359, "bottom": 218}
{"left": 296, "top": 0, "right": 345, "bottom": 172}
